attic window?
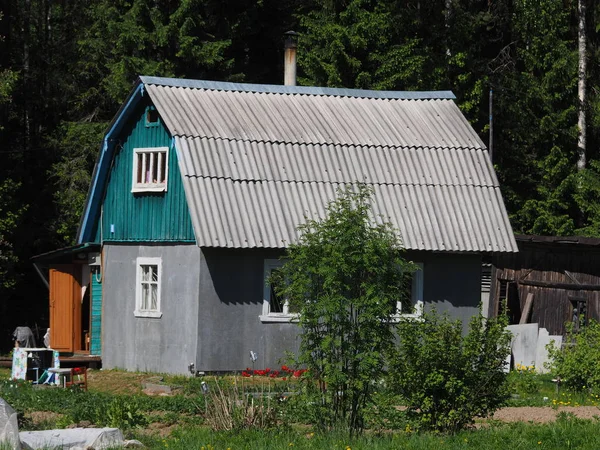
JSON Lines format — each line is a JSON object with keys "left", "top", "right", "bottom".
{"left": 132, "top": 147, "right": 168, "bottom": 193}
{"left": 145, "top": 106, "right": 159, "bottom": 127}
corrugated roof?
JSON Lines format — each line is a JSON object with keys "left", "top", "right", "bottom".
{"left": 145, "top": 84, "right": 485, "bottom": 149}
{"left": 141, "top": 77, "right": 516, "bottom": 252}
{"left": 178, "top": 178, "right": 515, "bottom": 252}
{"left": 176, "top": 137, "right": 497, "bottom": 186}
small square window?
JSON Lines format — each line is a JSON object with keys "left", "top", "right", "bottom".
{"left": 135, "top": 257, "right": 162, "bottom": 318}
{"left": 145, "top": 106, "right": 160, "bottom": 127}
{"left": 132, "top": 147, "right": 168, "bottom": 193}
{"left": 260, "top": 259, "right": 298, "bottom": 323}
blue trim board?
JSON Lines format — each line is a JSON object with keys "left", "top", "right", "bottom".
{"left": 77, "top": 83, "right": 145, "bottom": 244}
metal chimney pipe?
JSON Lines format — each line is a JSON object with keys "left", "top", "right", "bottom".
{"left": 284, "top": 31, "right": 299, "bottom": 86}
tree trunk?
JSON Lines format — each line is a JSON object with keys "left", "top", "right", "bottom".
{"left": 576, "top": 0, "right": 587, "bottom": 171}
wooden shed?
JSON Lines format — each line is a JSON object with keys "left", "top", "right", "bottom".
{"left": 490, "top": 235, "right": 600, "bottom": 335}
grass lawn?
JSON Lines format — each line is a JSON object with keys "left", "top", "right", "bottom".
{"left": 2, "top": 367, "right": 600, "bottom": 449}
{"left": 138, "top": 418, "right": 600, "bottom": 450}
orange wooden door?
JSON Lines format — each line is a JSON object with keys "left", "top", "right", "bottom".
{"left": 49, "top": 265, "right": 76, "bottom": 352}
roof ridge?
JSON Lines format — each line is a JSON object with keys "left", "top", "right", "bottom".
{"left": 141, "top": 76, "right": 456, "bottom": 100}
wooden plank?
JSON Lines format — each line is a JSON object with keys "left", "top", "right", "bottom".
{"left": 519, "top": 279, "right": 600, "bottom": 290}
{"left": 519, "top": 293, "right": 534, "bottom": 324}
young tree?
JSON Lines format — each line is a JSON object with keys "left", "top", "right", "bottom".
{"left": 275, "top": 184, "right": 416, "bottom": 435}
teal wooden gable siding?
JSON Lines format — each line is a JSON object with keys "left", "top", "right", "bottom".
{"left": 90, "top": 267, "right": 102, "bottom": 355}
{"left": 100, "top": 100, "right": 195, "bottom": 242}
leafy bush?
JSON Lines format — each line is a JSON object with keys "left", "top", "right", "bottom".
{"left": 546, "top": 320, "right": 600, "bottom": 391}
{"left": 388, "top": 309, "right": 511, "bottom": 433}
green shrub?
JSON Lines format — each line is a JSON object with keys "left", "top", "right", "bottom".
{"left": 388, "top": 309, "right": 511, "bottom": 433}
{"left": 546, "top": 320, "right": 600, "bottom": 391}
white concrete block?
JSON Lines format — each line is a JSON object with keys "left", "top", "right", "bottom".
{"left": 507, "top": 323, "right": 539, "bottom": 370}
{"left": 535, "top": 329, "right": 562, "bottom": 374}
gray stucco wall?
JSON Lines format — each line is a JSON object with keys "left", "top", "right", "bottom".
{"left": 406, "top": 251, "right": 483, "bottom": 332}
{"left": 101, "top": 245, "right": 482, "bottom": 374}
{"left": 102, "top": 243, "right": 201, "bottom": 374}
{"left": 197, "top": 248, "right": 300, "bottom": 372}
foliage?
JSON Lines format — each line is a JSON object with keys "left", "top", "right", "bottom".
{"left": 48, "top": 122, "right": 106, "bottom": 245}
{"left": 275, "top": 184, "right": 415, "bottom": 435}
{"left": 507, "top": 364, "right": 539, "bottom": 396}
{"left": 298, "top": 0, "right": 443, "bottom": 90}
{"left": 0, "top": 180, "right": 25, "bottom": 292}
{"left": 547, "top": 320, "right": 600, "bottom": 392}
{"left": 105, "top": 397, "right": 148, "bottom": 429}
{"left": 388, "top": 309, "right": 511, "bottom": 433}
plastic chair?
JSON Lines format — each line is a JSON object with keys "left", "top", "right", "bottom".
{"left": 66, "top": 367, "right": 88, "bottom": 391}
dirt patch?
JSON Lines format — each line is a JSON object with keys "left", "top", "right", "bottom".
{"left": 86, "top": 369, "right": 149, "bottom": 395}
{"left": 142, "top": 421, "right": 180, "bottom": 438}
{"left": 492, "top": 406, "right": 600, "bottom": 423}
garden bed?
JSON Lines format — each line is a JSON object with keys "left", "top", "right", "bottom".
{"left": 2, "top": 368, "right": 600, "bottom": 449}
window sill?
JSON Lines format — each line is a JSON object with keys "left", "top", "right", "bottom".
{"left": 390, "top": 313, "right": 424, "bottom": 323}
{"left": 259, "top": 314, "right": 299, "bottom": 323}
{"left": 134, "top": 310, "right": 163, "bottom": 319}
{"left": 132, "top": 184, "right": 167, "bottom": 193}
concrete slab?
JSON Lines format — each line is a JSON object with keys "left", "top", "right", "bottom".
{"left": 535, "top": 329, "right": 562, "bottom": 374}
{"left": 507, "top": 323, "right": 539, "bottom": 369}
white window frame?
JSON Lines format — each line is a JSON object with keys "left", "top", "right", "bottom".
{"left": 392, "top": 262, "right": 424, "bottom": 322}
{"left": 131, "top": 147, "right": 169, "bottom": 193}
{"left": 134, "top": 257, "right": 163, "bottom": 318}
{"left": 260, "top": 259, "right": 298, "bottom": 323}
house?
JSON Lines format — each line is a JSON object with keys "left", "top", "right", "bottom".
{"left": 35, "top": 76, "right": 517, "bottom": 374}
{"left": 490, "top": 234, "right": 600, "bottom": 335}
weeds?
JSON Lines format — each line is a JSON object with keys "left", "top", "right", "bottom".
{"left": 203, "top": 376, "right": 278, "bottom": 431}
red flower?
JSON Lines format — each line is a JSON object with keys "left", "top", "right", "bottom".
{"left": 242, "top": 371, "right": 251, "bottom": 377}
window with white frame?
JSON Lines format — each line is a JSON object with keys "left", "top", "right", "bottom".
{"left": 393, "top": 262, "right": 424, "bottom": 321}
{"left": 134, "top": 257, "right": 163, "bottom": 318}
{"left": 260, "top": 259, "right": 298, "bottom": 323}
{"left": 132, "top": 147, "right": 168, "bottom": 193}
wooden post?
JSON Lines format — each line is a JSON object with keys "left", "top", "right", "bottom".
{"left": 519, "top": 293, "right": 534, "bottom": 324}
